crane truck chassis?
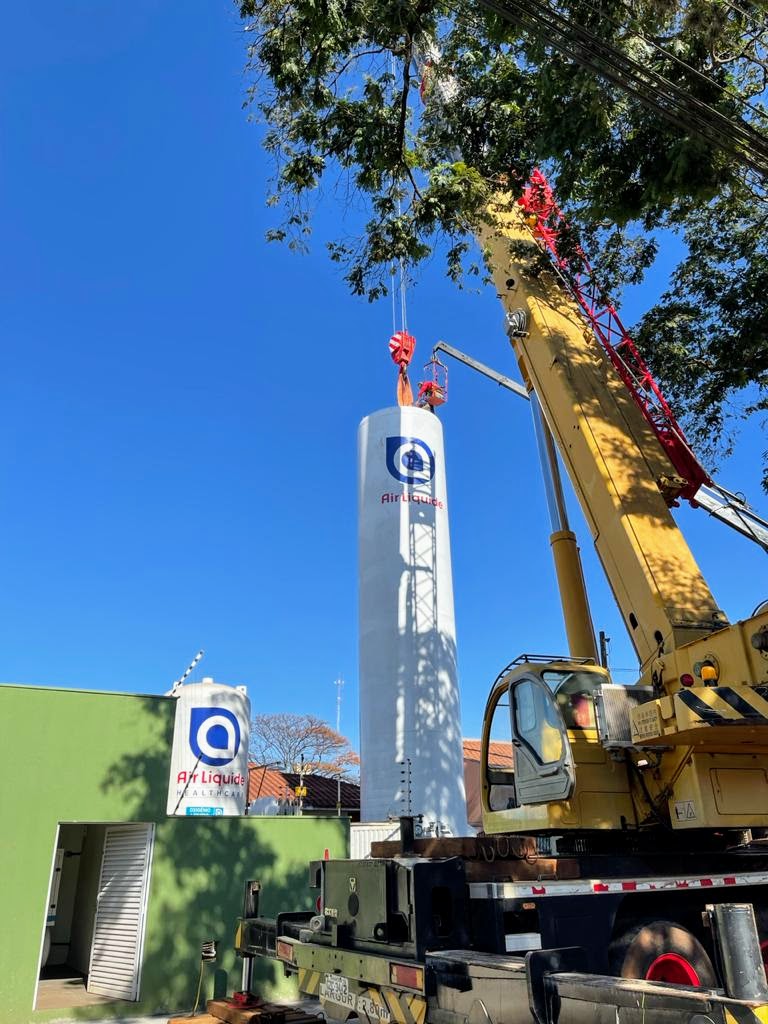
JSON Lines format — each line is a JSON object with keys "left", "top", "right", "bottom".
{"left": 235, "top": 818, "right": 768, "bottom": 1024}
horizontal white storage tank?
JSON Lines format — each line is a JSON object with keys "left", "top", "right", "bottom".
{"left": 358, "top": 405, "right": 468, "bottom": 836}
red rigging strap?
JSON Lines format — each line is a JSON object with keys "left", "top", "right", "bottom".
{"left": 390, "top": 330, "right": 416, "bottom": 406}
{"left": 517, "top": 169, "right": 710, "bottom": 503}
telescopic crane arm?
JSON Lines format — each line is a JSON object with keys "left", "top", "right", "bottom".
{"left": 477, "top": 194, "right": 729, "bottom": 672}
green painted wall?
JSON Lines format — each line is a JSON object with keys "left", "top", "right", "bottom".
{"left": 0, "top": 684, "right": 349, "bottom": 1024}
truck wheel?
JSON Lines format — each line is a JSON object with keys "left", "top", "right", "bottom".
{"left": 610, "top": 920, "right": 717, "bottom": 988}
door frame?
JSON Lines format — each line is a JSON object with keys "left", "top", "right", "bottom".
{"left": 32, "top": 823, "right": 62, "bottom": 1009}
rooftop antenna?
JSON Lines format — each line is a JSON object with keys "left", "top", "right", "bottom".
{"left": 167, "top": 649, "right": 205, "bottom": 696}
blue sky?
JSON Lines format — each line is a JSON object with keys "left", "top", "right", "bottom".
{"left": 2, "top": 1, "right": 766, "bottom": 746}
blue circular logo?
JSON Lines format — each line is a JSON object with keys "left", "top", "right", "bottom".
{"left": 189, "top": 707, "right": 241, "bottom": 767}
{"left": 385, "top": 436, "right": 435, "bottom": 485}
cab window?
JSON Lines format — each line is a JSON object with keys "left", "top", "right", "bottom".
{"left": 542, "top": 670, "right": 598, "bottom": 731}
{"left": 513, "top": 680, "right": 564, "bottom": 765}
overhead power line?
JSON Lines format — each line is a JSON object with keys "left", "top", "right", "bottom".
{"left": 470, "top": 0, "right": 768, "bottom": 178}
{"left": 576, "top": 0, "right": 768, "bottom": 129}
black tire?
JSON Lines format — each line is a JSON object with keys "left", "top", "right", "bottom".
{"left": 609, "top": 919, "right": 717, "bottom": 988}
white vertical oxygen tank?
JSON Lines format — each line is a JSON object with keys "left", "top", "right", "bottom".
{"left": 358, "top": 405, "right": 468, "bottom": 836}
{"left": 166, "top": 677, "right": 250, "bottom": 816}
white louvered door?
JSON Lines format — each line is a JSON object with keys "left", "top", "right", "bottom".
{"left": 86, "top": 823, "right": 154, "bottom": 1000}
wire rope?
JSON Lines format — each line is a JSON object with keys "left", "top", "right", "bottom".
{"left": 392, "top": 262, "right": 398, "bottom": 335}
{"left": 390, "top": 52, "right": 410, "bottom": 334}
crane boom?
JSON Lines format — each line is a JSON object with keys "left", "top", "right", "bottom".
{"left": 477, "top": 194, "right": 729, "bottom": 670}
{"left": 517, "top": 170, "right": 709, "bottom": 502}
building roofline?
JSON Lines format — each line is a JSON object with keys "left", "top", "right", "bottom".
{"left": 0, "top": 682, "right": 174, "bottom": 700}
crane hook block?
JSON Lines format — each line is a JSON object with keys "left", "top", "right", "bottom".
{"left": 389, "top": 330, "right": 416, "bottom": 368}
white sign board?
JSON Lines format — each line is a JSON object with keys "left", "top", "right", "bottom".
{"left": 166, "top": 680, "right": 250, "bottom": 817}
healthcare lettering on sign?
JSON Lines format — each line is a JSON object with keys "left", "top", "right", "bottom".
{"left": 166, "top": 681, "right": 251, "bottom": 817}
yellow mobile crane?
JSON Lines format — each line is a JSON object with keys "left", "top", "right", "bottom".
{"left": 472, "top": 175, "right": 768, "bottom": 838}
{"left": 234, "top": 184, "right": 768, "bottom": 1022}
{"left": 235, "top": 183, "right": 768, "bottom": 1021}
{"left": 231, "top": 19, "right": 768, "bottom": 1017}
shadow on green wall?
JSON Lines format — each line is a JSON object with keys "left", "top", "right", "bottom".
{"left": 67, "top": 697, "right": 319, "bottom": 1021}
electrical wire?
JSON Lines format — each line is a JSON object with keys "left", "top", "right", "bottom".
{"left": 719, "top": 0, "right": 768, "bottom": 49}
{"left": 493, "top": 0, "right": 768, "bottom": 163}
{"left": 572, "top": 0, "right": 768, "bottom": 129}
{"left": 515, "top": 0, "right": 768, "bottom": 150}
{"left": 465, "top": 0, "right": 768, "bottom": 176}
{"left": 189, "top": 959, "right": 206, "bottom": 1018}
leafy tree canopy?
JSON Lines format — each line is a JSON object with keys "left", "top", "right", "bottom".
{"left": 238, "top": 0, "right": 768, "bottom": 488}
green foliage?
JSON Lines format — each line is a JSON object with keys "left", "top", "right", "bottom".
{"left": 238, "top": 0, "right": 768, "bottom": 488}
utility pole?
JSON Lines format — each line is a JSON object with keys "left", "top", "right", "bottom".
{"left": 334, "top": 676, "right": 344, "bottom": 816}
{"left": 599, "top": 630, "right": 611, "bottom": 669}
{"left": 334, "top": 676, "right": 344, "bottom": 733}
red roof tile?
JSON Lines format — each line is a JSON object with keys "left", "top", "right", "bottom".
{"left": 247, "top": 765, "right": 293, "bottom": 802}
{"left": 463, "top": 738, "right": 514, "bottom": 767}
{"left": 247, "top": 764, "right": 360, "bottom": 809}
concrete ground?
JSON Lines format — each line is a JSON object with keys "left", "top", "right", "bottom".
{"left": 35, "top": 967, "right": 115, "bottom": 1011}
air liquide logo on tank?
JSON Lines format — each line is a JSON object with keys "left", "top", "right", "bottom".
{"left": 166, "top": 680, "right": 250, "bottom": 817}
{"left": 189, "top": 707, "right": 240, "bottom": 766}
{"left": 386, "top": 436, "right": 434, "bottom": 484}
{"left": 381, "top": 435, "right": 444, "bottom": 507}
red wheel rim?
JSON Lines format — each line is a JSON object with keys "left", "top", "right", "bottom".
{"left": 645, "top": 952, "right": 701, "bottom": 986}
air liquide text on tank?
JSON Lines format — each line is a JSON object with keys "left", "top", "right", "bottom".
{"left": 358, "top": 406, "right": 469, "bottom": 836}
{"left": 166, "top": 677, "right": 251, "bottom": 817}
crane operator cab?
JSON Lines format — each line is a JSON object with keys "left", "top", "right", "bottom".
{"left": 480, "top": 656, "right": 637, "bottom": 835}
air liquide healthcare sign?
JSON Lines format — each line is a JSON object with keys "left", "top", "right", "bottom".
{"left": 166, "top": 680, "right": 250, "bottom": 816}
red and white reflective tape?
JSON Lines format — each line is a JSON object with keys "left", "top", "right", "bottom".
{"left": 469, "top": 871, "right": 768, "bottom": 901}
